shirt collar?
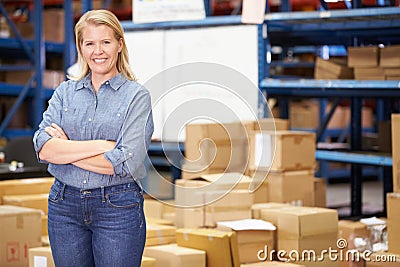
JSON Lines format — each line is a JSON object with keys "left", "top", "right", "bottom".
{"left": 75, "top": 73, "right": 126, "bottom": 91}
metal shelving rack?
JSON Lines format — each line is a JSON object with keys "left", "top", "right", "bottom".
{"left": 0, "top": 0, "right": 75, "bottom": 139}
{"left": 259, "top": 6, "right": 400, "bottom": 217}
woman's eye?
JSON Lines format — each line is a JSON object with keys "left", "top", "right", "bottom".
{"left": 85, "top": 43, "right": 93, "bottom": 47}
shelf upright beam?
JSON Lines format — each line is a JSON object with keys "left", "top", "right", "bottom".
{"left": 64, "top": 0, "right": 76, "bottom": 72}
{"left": 33, "top": 0, "right": 45, "bottom": 129}
{"left": 350, "top": 97, "right": 363, "bottom": 217}
{"left": 258, "top": 24, "right": 269, "bottom": 118}
{"left": 82, "top": 0, "right": 93, "bottom": 14}
{"left": 204, "top": 0, "right": 212, "bottom": 16}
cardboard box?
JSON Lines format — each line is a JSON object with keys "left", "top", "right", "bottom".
{"left": 365, "top": 252, "right": 400, "bottom": 267}
{"left": 175, "top": 188, "right": 253, "bottom": 228}
{"left": 0, "top": 177, "right": 54, "bottom": 205}
{"left": 253, "top": 118, "right": 290, "bottom": 131}
{"left": 383, "top": 68, "right": 400, "bottom": 76}
{"left": 338, "top": 220, "right": 370, "bottom": 246}
{"left": 42, "top": 215, "right": 48, "bottom": 236}
{"left": 380, "top": 45, "right": 400, "bottom": 67}
{"left": 217, "top": 219, "right": 276, "bottom": 264}
{"left": 176, "top": 228, "right": 240, "bottom": 267}
{"left": 185, "top": 121, "right": 248, "bottom": 172}
{"left": 354, "top": 67, "right": 386, "bottom": 80}
{"left": 348, "top": 46, "right": 379, "bottom": 67}
{"left": 277, "top": 232, "right": 338, "bottom": 254}
{"left": 144, "top": 199, "right": 164, "bottom": 219}
{"left": 249, "top": 131, "right": 316, "bottom": 172}
{"left": 338, "top": 220, "right": 370, "bottom": 267}
{"left": 181, "top": 162, "right": 225, "bottom": 180}
{"left": 141, "top": 256, "right": 157, "bottom": 267}
{"left": 386, "top": 76, "right": 400, "bottom": 80}
{"left": 267, "top": 170, "right": 314, "bottom": 206}
{"left": 260, "top": 206, "right": 338, "bottom": 253}
{"left": 251, "top": 202, "right": 292, "bottom": 219}
{"left": 387, "top": 193, "right": 400, "bottom": 254}
{"left": 144, "top": 243, "right": 206, "bottom": 267}
{"left": 314, "top": 57, "right": 354, "bottom": 79}
{"left": 0, "top": 205, "right": 42, "bottom": 267}
{"left": 146, "top": 223, "right": 176, "bottom": 246}
{"left": 43, "top": 9, "right": 64, "bottom": 42}
{"left": 175, "top": 172, "right": 267, "bottom": 206}
{"left": 3, "top": 194, "right": 49, "bottom": 214}
{"left": 392, "top": 114, "right": 400, "bottom": 192}
{"left": 28, "top": 246, "right": 54, "bottom": 267}
{"left": 289, "top": 101, "right": 319, "bottom": 129}
{"left": 313, "top": 178, "right": 326, "bottom": 207}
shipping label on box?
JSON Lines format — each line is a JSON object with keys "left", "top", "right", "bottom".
{"left": 28, "top": 246, "right": 55, "bottom": 267}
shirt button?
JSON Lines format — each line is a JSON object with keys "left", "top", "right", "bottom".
{"left": 106, "top": 81, "right": 109, "bottom": 85}
{"left": 88, "top": 118, "right": 92, "bottom": 122}
{"left": 117, "top": 113, "right": 120, "bottom": 117}
{"left": 64, "top": 108, "right": 68, "bottom": 111}
{"left": 128, "top": 153, "right": 132, "bottom": 156}
{"left": 83, "top": 180, "right": 87, "bottom": 184}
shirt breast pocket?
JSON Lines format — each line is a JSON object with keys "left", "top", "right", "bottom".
{"left": 60, "top": 106, "right": 78, "bottom": 139}
{"left": 98, "top": 107, "right": 125, "bottom": 140}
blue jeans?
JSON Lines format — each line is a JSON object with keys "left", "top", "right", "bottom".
{"left": 48, "top": 179, "right": 146, "bottom": 267}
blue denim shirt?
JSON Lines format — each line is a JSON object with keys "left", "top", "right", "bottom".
{"left": 33, "top": 73, "right": 154, "bottom": 189}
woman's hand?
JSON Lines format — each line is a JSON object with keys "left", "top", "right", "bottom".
{"left": 45, "top": 123, "right": 69, "bottom": 140}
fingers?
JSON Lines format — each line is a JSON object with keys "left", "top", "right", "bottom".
{"left": 45, "top": 124, "right": 68, "bottom": 139}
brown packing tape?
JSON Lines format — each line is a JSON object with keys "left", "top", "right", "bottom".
{"left": 204, "top": 205, "right": 251, "bottom": 213}
{"left": 16, "top": 214, "right": 24, "bottom": 229}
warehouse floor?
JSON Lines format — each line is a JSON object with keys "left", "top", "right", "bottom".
{"left": 327, "top": 179, "right": 384, "bottom": 217}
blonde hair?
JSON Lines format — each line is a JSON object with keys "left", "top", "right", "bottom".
{"left": 69, "top": 9, "right": 136, "bottom": 81}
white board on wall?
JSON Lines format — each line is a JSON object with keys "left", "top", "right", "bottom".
{"left": 124, "top": 25, "right": 259, "bottom": 142}
{"left": 124, "top": 30, "right": 165, "bottom": 140}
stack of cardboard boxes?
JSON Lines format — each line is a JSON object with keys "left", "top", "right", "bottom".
{"left": 348, "top": 45, "right": 400, "bottom": 81}
{"left": 4, "top": 116, "right": 400, "bottom": 267}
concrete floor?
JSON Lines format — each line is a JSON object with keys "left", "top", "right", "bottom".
{"left": 326, "top": 179, "right": 385, "bottom": 217}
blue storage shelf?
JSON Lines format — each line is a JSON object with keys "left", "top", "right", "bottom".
{"left": 259, "top": 7, "right": 400, "bottom": 217}
{"left": 260, "top": 79, "right": 400, "bottom": 97}
{"left": 0, "top": 38, "right": 64, "bottom": 53}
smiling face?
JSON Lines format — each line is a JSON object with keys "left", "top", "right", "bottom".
{"left": 80, "top": 24, "right": 123, "bottom": 81}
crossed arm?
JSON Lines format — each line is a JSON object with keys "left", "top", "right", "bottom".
{"left": 39, "top": 123, "right": 115, "bottom": 175}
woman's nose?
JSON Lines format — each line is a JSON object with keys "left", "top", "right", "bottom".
{"left": 94, "top": 44, "right": 103, "bottom": 54}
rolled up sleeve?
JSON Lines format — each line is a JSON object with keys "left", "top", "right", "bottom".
{"left": 104, "top": 89, "right": 154, "bottom": 178}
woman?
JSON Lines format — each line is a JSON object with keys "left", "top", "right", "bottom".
{"left": 33, "top": 10, "right": 153, "bottom": 267}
